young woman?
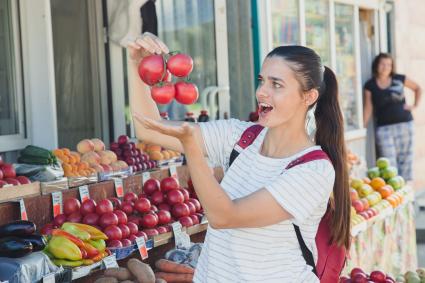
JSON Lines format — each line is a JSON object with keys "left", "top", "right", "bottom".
{"left": 363, "top": 53, "right": 421, "bottom": 181}
{"left": 128, "top": 33, "right": 350, "bottom": 282}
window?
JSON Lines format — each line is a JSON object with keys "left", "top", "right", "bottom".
{"left": 0, "top": 0, "right": 27, "bottom": 151}
{"left": 271, "top": 0, "right": 300, "bottom": 46}
{"left": 335, "top": 3, "right": 359, "bottom": 130}
{"left": 305, "top": 0, "right": 330, "bottom": 66}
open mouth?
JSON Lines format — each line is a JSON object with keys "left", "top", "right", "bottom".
{"left": 258, "top": 102, "right": 274, "bottom": 114}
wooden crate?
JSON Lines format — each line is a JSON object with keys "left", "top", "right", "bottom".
{"left": 0, "top": 182, "right": 41, "bottom": 203}
{"left": 40, "top": 178, "right": 68, "bottom": 195}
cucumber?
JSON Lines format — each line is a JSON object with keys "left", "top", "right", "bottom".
{"left": 21, "top": 145, "right": 52, "bottom": 160}
{"left": 18, "top": 156, "right": 51, "bottom": 165}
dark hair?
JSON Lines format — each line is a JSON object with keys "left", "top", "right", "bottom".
{"left": 372, "top": 53, "right": 394, "bottom": 77}
{"left": 267, "top": 46, "right": 350, "bottom": 249}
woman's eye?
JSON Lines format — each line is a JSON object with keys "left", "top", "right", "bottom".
{"left": 273, "top": 82, "right": 282, "bottom": 88}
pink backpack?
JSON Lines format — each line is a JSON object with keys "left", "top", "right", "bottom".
{"left": 229, "top": 125, "right": 347, "bottom": 282}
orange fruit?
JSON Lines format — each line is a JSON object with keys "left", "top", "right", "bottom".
{"left": 53, "top": 149, "right": 63, "bottom": 157}
{"left": 370, "top": 177, "right": 386, "bottom": 190}
{"left": 363, "top": 177, "right": 371, "bottom": 184}
{"left": 62, "top": 148, "right": 71, "bottom": 156}
{"left": 70, "top": 151, "right": 81, "bottom": 163}
{"left": 386, "top": 196, "right": 398, "bottom": 207}
{"left": 68, "top": 155, "right": 77, "bottom": 164}
{"left": 60, "top": 155, "right": 70, "bottom": 163}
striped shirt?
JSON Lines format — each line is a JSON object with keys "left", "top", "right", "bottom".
{"left": 195, "top": 119, "right": 335, "bottom": 283}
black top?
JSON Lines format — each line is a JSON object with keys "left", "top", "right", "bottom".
{"left": 364, "top": 74, "right": 413, "bottom": 126}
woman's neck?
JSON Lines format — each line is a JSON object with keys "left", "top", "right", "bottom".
{"left": 261, "top": 123, "right": 314, "bottom": 159}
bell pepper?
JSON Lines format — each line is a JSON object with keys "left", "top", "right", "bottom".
{"left": 64, "top": 223, "right": 107, "bottom": 240}
{"left": 61, "top": 223, "right": 91, "bottom": 241}
{"left": 82, "top": 259, "right": 94, "bottom": 266}
{"left": 91, "top": 250, "right": 108, "bottom": 262}
{"left": 81, "top": 242, "right": 99, "bottom": 258}
{"left": 42, "top": 247, "right": 54, "bottom": 259}
{"left": 88, "top": 239, "right": 106, "bottom": 252}
{"left": 48, "top": 236, "right": 82, "bottom": 261}
{"left": 53, "top": 259, "right": 83, "bottom": 267}
{"left": 51, "top": 229, "right": 85, "bottom": 247}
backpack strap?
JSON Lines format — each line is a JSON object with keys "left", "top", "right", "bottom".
{"left": 286, "top": 150, "right": 331, "bottom": 277}
{"left": 229, "top": 125, "right": 264, "bottom": 167}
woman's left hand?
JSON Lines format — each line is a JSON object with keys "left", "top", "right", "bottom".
{"left": 135, "top": 115, "right": 195, "bottom": 144}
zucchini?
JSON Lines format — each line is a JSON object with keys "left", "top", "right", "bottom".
{"left": 0, "top": 220, "right": 36, "bottom": 237}
{"left": 18, "top": 156, "right": 51, "bottom": 165}
{"left": 0, "top": 237, "right": 33, "bottom": 258}
{"left": 21, "top": 145, "right": 52, "bottom": 159}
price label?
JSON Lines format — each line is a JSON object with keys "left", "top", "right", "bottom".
{"left": 135, "top": 236, "right": 148, "bottom": 260}
{"left": 201, "top": 214, "right": 208, "bottom": 224}
{"left": 42, "top": 273, "right": 55, "bottom": 283}
{"left": 19, "top": 199, "right": 28, "bottom": 221}
{"left": 51, "top": 191, "right": 63, "bottom": 217}
{"left": 171, "top": 222, "right": 190, "bottom": 249}
{"left": 169, "top": 165, "right": 178, "bottom": 179}
{"left": 142, "top": 172, "right": 151, "bottom": 185}
{"left": 79, "top": 185, "right": 90, "bottom": 202}
{"left": 102, "top": 255, "right": 119, "bottom": 269}
{"left": 114, "top": 178, "right": 124, "bottom": 198}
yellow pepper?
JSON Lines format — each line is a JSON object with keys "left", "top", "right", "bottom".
{"left": 48, "top": 236, "right": 82, "bottom": 261}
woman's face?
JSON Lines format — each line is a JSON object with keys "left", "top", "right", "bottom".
{"left": 377, "top": 58, "right": 393, "bottom": 77}
{"left": 256, "top": 57, "right": 308, "bottom": 128}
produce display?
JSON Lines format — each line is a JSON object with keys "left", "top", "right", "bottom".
{"left": 43, "top": 222, "right": 109, "bottom": 267}
{"left": 136, "top": 142, "right": 181, "bottom": 162}
{"left": 0, "top": 220, "right": 45, "bottom": 258}
{"left": 341, "top": 267, "right": 425, "bottom": 283}
{"left": 138, "top": 53, "right": 199, "bottom": 105}
{"left": 350, "top": 157, "right": 409, "bottom": 226}
{"left": 0, "top": 156, "right": 31, "bottom": 188}
{"left": 110, "top": 135, "right": 156, "bottom": 173}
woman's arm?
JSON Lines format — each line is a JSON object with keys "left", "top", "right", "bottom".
{"left": 363, "top": 89, "right": 373, "bottom": 128}
{"left": 128, "top": 33, "right": 206, "bottom": 155}
{"left": 404, "top": 77, "right": 422, "bottom": 110}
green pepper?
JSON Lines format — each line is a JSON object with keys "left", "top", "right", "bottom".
{"left": 88, "top": 239, "right": 106, "bottom": 252}
{"left": 48, "top": 236, "right": 82, "bottom": 261}
{"left": 61, "top": 223, "right": 91, "bottom": 241}
{"left": 53, "top": 258, "right": 83, "bottom": 267}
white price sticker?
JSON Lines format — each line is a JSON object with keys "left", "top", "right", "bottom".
{"left": 142, "top": 172, "right": 151, "bottom": 185}
{"left": 102, "top": 255, "right": 119, "bottom": 269}
{"left": 172, "top": 222, "right": 190, "bottom": 249}
{"left": 200, "top": 214, "right": 208, "bottom": 224}
{"left": 79, "top": 185, "right": 90, "bottom": 202}
{"left": 114, "top": 178, "right": 124, "bottom": 198}
{"left": 42, "top": 273, "right": 55, "bottom": 283}
{"left": 136, "top": 236, "right": 148, "bottom": 259}
{"left": 169, "top": 165, "right": 178, "bottom": 179}
{"left": 19, "top": 199, "right": 28, "bottom": 220}
{"left": 51, "top": 191, "right": 63, "bottom": 217}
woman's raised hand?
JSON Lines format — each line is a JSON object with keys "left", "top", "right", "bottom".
{"left": 127, "top": 32, "right": 169, "bottom": 63}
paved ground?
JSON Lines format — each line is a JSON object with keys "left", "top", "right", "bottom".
{"left": 415, "top": 190, "right": 425, "bottom": 266}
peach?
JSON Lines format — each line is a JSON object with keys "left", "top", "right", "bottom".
{"left": 98, "top": 150, "right": 117, "bottom": 165}
{"left": 110, "top": 161, "right": 122, "bottom": 172}
{"left": 116, "top": 160, "right": 129, "bottom": 169}
{"left": 91, "top": 138, "right": 105, "bottom": 152}
{"left": 149, "top": 151, "right": 163, "bottom": 161}
{"left": 81, "top": 151, "right": 101, "bottom": 166}
{"left": 91, "top": 164, "right": 104, "bottom": 173}
{"left": 146, "top": 144, "right": 162, "bottom": 152}
{"left": 77, "top": 139, "right": 95, "bottom": 154}
{"left": 100, "top": 164, "right": 113, "bottom": 173}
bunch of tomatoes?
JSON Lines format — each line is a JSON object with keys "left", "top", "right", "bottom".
{"left": 138, "top": 53, "right": 198, "bottom": 105}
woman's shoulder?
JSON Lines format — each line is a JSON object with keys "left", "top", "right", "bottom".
{"left": 364, "top": 77, "right": 376, "bottom": 90}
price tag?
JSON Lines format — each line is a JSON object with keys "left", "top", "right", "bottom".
{"left": 43, "top": 273, "right": 55, "bottom": 283}
{"left": 79, "top": 185, "right": 90, "bottom": 202}
{"left": 171, "top": 222, "right": 190, "bottom": 249}
{"left": 142, "top": 172, "right": 151, "bottom": 185}
{"left": 102, "top": 255, "right": 119, "bottom": 269}
{"left": 114, "top": 178, "right": 124, "bottom": 198}
{"left": 135, "top": 236, "right": 148, "bottom": 259}
{"left": 200, "top": 214, "right": 208, "bottom": 224}
{"left": 19, "top": 199, "right": 28, "bottom": 220}
{"left": 51, "top": 191, "right": 63, "bottom": 217}
{"left": 169, "top": 165, "right": 178, "bottom": 179}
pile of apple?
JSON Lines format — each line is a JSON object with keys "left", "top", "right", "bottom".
{"left": 0, "top": 155, "right": 31, "bottom": 188}
{"left": 110, "top": 135, "right": 156, "bottom": 173}
{"left": 340, "top": 267, "right": 395, "bottom": 282}
{"left": 367, "top": 158, "right": 405, "bottom": 190}
{"left": 395, "top": 268, "right": 425, "bottom": 283}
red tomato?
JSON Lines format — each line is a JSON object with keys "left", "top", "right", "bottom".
{"left": 151, "top": 83, "right": 175, "bottom": 104}
{"left": 138, "top": 55, "right": 166, "bottom": 86}
{"left": 167, "top": 53, "right": 193, "bottom": 77}
{"left": 175, "top": 82, "right": 199, "bottom": 105}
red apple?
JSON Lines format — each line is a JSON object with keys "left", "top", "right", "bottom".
{"left": 127, "top": 234, "right": 138, "bottom": 243}
{"left": 118, "top": 135, "right": 129, "bottom": 145}
{"left": 185, "top": 201, "right": 196, "bottom": 215}
{"left": 110, "top": 142, "right": 119, "bottom": 151}
{"left": 104, "top": 225, "right": 122, "bottom": 240}
{"left": 67, "top": 212, "right": 82, "bottom": 223}
{"left": 134, "top": 198, "right": 151, "bottom": 213}
{"left": 123, "top": 192, "right": 138, "bottom": 203}
{"left": 352, "top": 200, "right": 364, "bottom": 213}
{"left": 140, "top": 213, "right": 158, "bottom": 229}
{"left": 127, "top": 222, "right": 138, "bottom": 235}
{"left": 180, "top": 188, "right": 190, "bottom": 202}
{"left": 114, "top": 210, "right": 128, "bottom": 224}
{"left": 157, "top": 210, "right": 172, "bottom": 225}
{"left": 99, "top": 212, "right": 119, "bottom": 228}
{"left": 96, "top": 199, "right": 113, "bottom": 215}
{"left": 64, "top": 198, "right": 81, "bottom": 215}
{"left": 352, "top": 273, "right": 368, "bottom": 283}
{"left": 189, "top": 214, "right": 200, "bottom": 225}
{"left": 82, "top": 213, "right": 99, "bottom": 226}
{"left": 121, "top": 238, "right": 132, "bottom": 247}
{"left": 16, "top": 176, "right": 31, "bottom": 184}
{"left": 188, "top": 198, "right": 201, "bottom": 212}
{"left": 160, "top": 177, "right": 179, "bottom": 192}
{"left": 167, "top": 189, "right": 184, "bottom": 205}
{"left": 179, "top": 216, "right": 193, "bottom": 227}
{"left": 107, "top": 239, "right": 123, "bottom": 248}
{"left": 143, "top": 179, "right": 160, "bottom": 195}
{"left": 158, "top": 203, "right": 171, "bottom": 211}
{"left": 150, "top": 191, "right": 164, "bottom": 205}
{"left": 108, "top": 197, "right": 122, "bottom": 210}
{"left": 54, "top": 214, "right": 67, "bottom": 227}
{"left": 142, "top": 228, "right": 159, "bottom": 237}
{"left": 4, "top": 178, "right": 20, "bottom": 186}
{"left": 172, "top": 203, "right": 190, "bottom": 218}
{"left": 135, "top": 231, "right": 148, "bottom": 241}
{"left": 1, "top": 164, "right": 16, "bottom": 178}
{"left": 40, "top": 223, "right": 56, "bottom": 235}
{"left": 118, "top": 224, "right": 131, "bottom": 239}
{"left": 369, "top": 271, "right": 386, "bottom": 282}
{"left": 127, "top": 215, "right": 141, "bottom": 226}
{"left": 0, "top": 180, "right": 7, "bottom": 188}
{"left": 80, "top": 199, "right": 97, "bottom": 215}
{"left": 121, "top": 202, "right": 134, "bottom": 215}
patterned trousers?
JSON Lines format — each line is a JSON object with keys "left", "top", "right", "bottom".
{"left": 375, "top": 121, "right": 414, "bottom": 181}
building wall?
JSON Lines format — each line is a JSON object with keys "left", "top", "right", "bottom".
{"left": 394, "top": 0, "right": 425, "bottom": 191}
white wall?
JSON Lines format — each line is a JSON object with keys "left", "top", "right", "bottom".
{"left": 20, "top": 0, "right": 58, "bottom": 149}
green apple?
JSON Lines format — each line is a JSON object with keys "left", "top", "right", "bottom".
{"left": 368, "top": 167, "right": 380, "bottom": 179}
{"left": 377, "top": 157, "right": 390, "bottom": 169}
{"left": 350, "top": 178, "right": 364, "bottom": 190}
{"left": 397, "top": 275, "right": 407, "bottom": 282}
{"left": 388, "top": 176, "right": 402, "bottom": 190}
{"left": 407, "top": 275, "right": 421, "bottom": 283}
{"left": 380, "top": 166, "right": 398, "bottom": 180}
{"left": 358, "top": 184, "right": 374, "bottom": 198}
{"left": 399, "top": 175, "right": 406, "bottom": 187}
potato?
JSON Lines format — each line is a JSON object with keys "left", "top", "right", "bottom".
{"left": 127, "top": 258, "right": 155, "bottom": 283}
{"left": 94, "top": 277, "right": 118, "bottom": 283}
{"left": 155, "top": 279, "right": 167, "bottom": 283}
{"left": 104, "top": 267, "right": 132, "bottom": 281}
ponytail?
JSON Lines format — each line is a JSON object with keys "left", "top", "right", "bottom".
{"left": 315, "top": 66, "right": 350, "bottom": 249}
